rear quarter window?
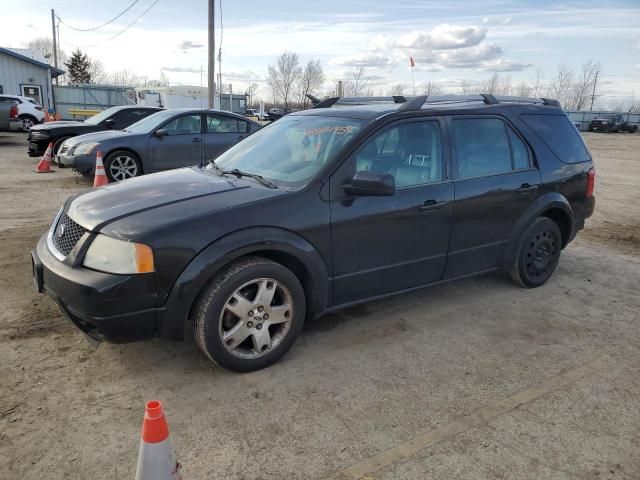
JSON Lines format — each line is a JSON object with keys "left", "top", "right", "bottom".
{"left": 521, "top": 114, "right": 590, "bottom": 164}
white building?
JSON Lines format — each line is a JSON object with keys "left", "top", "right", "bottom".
{"left": 136, "top": 85, "right": 247, "bottom": 114}
{"left": 0, "top": 47, "right": 64, "bottom": 111}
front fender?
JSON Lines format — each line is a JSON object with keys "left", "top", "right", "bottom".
{"left": 502, "top": 192, "right": 574, "bottom": 269}
{"left": 157, "top": 227, "right": 330, "bottom": 340}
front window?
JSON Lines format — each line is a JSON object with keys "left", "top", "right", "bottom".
{"left": 84, "top": 106, "right": 123, "bottom": 125}
{"left": 210, "top": 115, "right": 365, "bottom": 187}
{"left": 125, "top": 110, "right": 182, "bottom": 134}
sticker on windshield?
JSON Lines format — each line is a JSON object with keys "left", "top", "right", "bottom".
{"left": 305, "top": 125, "right": 358, "bottom": 136}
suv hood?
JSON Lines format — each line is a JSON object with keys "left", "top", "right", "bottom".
{"left": 64, "top": 129, "right": 131, "bottom": 146}
{"left": 65, "top": 167, "right": 281, "bottom": 232}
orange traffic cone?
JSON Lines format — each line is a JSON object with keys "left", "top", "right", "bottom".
{"left": 93, "top": 151, "right": 109, "bottom": 188}
{"left": 135, "top": 400, "right": 182, "bottom": 480}
{"left": 35, "top": 142, "right": 55, "bottom": 173}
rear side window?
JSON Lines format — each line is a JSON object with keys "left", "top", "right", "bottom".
{"left": 452, "top": 118, "right": 512, "bottom": 178}
{"left": 521, "top": 114, "right": 590, "bottom": 163}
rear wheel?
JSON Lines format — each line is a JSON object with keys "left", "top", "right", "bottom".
{"left": 194, "top": 257, "right": 305, "bottom": 372}
{"left": 511, "top": 217, "right": 562, "bottom": 288}
{"left": 104, "top": 150, "right": 141, "bottom": 182}
{"left": 19, "top": 114, "right": 37, "bottom": 131}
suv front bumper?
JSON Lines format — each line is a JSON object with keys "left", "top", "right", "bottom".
{"left": 32, "top": 233, "right": 159, "bottom": 344}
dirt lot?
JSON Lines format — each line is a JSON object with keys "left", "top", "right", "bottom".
{"left": 1, "top": 131, "right": 639, "bottom": 480}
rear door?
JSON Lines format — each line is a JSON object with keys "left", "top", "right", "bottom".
{"left": 444, "top": 116, "right": 541, "bottom": 278}
{"left": 148, "top": 113, "right": 203, "bottom": 171}
{"left": 204, "top": 114, "right": 250, "bottom": 162}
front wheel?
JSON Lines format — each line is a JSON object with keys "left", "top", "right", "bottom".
{"left": 104, "top": 150, "right": 141, "bottom": 182}
{"left": 510, "top": 217, "right": 562, "bottom": 288}
{"left": 194, "top": 257, "right": 306, "bottom": 372}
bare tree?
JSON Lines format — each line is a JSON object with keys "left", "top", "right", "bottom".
{"left": 88, "top": 59, "right": 109, "bottom": 84}
{"left": 460, "top": 79, "right": 475, "bottom": 95}
{"left": 297, "top": 60, "right": 325, "bottom": 109}
{"left": 390, "top": 83, "right": 407, "bottom": 96}
{"left": 547, "top": 63, "right": 574, "bottom": 107}
{"left": 515, "top": 80, "right": 532, "bottom": 97}
{"left": 245, "top": 82, "right": 259, "bottom": 108}
{"left": 568, "top": 59, "right": 602, "bottom": 110}
{"left": 343, "top": 66, "right": 372, "bottom": 97}
{"left": 267, "top": 51, "right": 302, "bottom": 109}
{"left": 480, "top": 73, "right": 512, "bottom": 95}
{"left": 421, "top": 80, "right": 443, "bottom": 97}
{"left": 25, "top": 37, "right": 67, "bottom": 64}
{"left": 530, "top": 66, "right": 545, "bottom": 98}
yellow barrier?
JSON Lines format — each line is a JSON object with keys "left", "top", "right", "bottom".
{"left": 67, "top": 109, "right": 102, "bottom": 117}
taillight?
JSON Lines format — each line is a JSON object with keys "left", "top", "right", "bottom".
{"left": 586, "top": 167, "right": 595, "bottom": 198}
{"left": 9, "top": 105, "right": 18, "bottom": 119}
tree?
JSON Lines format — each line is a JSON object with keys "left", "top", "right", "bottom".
{"left": 88, "top": 59, "right": 108, "bottom": 84}
{"left": 480, "top": 73, "right": 512, "bottom": 95}
{"left": 460, "top": 79, "right": 475, "bottom": 95}
{"left": 547, "top": 63, "right": 574, "bottom": 108}
{"left": 530, "top": 66, "right": 545, "bottom": 98}
{"left": 390, "top": 83, "right": 406, "bottom": 96}
{"left": 297, "top": 60, "right": 324, "bottom": 109}
{"left": 64, "top": 49, "right": 91, "bottom": 85}
{"left": 267, "top": 51, "right": 302, "bottom": 109}
{"left": 421, "top": 80, "right": 443, "bottom": 97}
{"left": 343, "top": 66, "right": 372, "bottom": 97}
{"left": 515, "top": 80, "right": 532, "bottom": 97}
{"left": 25, "top": 37, "right": 67, "bottom": 65}
{"left": 246, "top": 82, "right": 259, "bottom": 108}
{"left": 568, "top": 59, "right": 602, "bottom": 111}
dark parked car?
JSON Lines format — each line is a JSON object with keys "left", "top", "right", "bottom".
{"left": 27, "top": 106, "right": 163, "bottom": 157}
{"left": 588, "top": 114, "right": 638, "bottom": 133}
{"left": 57, "top": 109, "right": 261, "bottom": 181}
{"left": 33, "top": 94, "right": 596, "bottom": 372}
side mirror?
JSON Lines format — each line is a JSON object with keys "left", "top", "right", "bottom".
{"left": 104, "top": 119, "right": 115, "bottom": 128}
{"left": 154, "top": 129, "right": 168, "bottom": 138}
{"left": 343, "top": 171, "right": 395, "bottom": 197}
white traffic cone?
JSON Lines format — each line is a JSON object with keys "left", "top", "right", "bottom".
{"left": 135, "top": 400, "right": 182, "bottom": 480}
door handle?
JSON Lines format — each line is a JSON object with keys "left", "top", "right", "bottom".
{"left": 517, "top": 183, "right": 538, "bottom": 194}
{"left": 418, "top": 199, "right": 446, "bottom": 212}
{"left": 192, "top": 137, "right": 202, "bottom": 143}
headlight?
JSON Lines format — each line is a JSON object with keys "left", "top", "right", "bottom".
{"left": 30, "top": 130, "right": 50, "bottom": 139}
{"left": 72, "top": 142, "right": 100, "bottom": 156}
{"left": 83, "top": 234, "right": 154, "bottom": 274}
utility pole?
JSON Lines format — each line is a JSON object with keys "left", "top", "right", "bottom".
{"left": 207, "top": 0, "right": 215, "bottom": 109}
{"left": 590, "top": 70, "right": 599, "bottom": 112}
{"left": 51, "top": 9, "right": 59, "bottom": 85}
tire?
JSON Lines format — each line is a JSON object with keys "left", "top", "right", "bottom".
{"left": 52, "top": 137, "right": 70, "bottom": 167}
{"left": 104, "top": 150, "right": 142, "bottom": 182}
{"left": 194, "top": 257, "right": 306, "bottom": 372}
{"left": 19, "top": 115, "right": 38, "bottom": 131}
{"left": 510, "top": 217, "right": 562, "bottom": 288}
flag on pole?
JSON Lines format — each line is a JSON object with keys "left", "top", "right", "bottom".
{"left": 410, "top": 56, "right": 415, "bottom": 68}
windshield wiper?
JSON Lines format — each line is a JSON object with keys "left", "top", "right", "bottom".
{"left": 221, "top": 168, "right": 278, "bottom": 189}
{"left": 208, "top": 160, "right": 224, "bottom": 174}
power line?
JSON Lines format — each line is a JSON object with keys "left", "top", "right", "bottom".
{"left": 75, "top": 0, "right": 161, "bottom": 49}
{"left": 58, "top": 0, "right": 139, "bottom": 32}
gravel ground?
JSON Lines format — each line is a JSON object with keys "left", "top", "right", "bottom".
{"left": 1, "top": 131, "right": 639, "bottom": 480}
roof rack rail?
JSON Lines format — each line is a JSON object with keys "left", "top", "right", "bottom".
{"left": 311, "top": 94, "right": 561, "bottom": 110}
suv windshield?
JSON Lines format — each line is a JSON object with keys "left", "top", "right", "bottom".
{"left": 210, "top": 115, "right": 365, "bottom": 187}
{"left": 125, "top": 110, "right": 178, "bottom": 133}
{"left": 84, "top": 106, "right": 122, "bottom": 125}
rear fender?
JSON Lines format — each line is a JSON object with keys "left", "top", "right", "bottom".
{"left": 157, "top": 227, "right": 330, "bottom": 340}
{"left": 502, "top": 192, "right": 574, "bottom": 269}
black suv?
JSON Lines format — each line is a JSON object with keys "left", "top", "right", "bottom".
{"left": 32, "top": 94, "right": 596, "bottom": 372}
{"left": 27, "top": 106, "right": 163, "bottom": 156}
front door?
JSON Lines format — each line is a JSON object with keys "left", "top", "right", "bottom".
{"left": 204, "top": 113, "right": 249, "bottom": 162}
{"left": 148, "top": 113, "right": 203, "bottom": 171}
{"left": 330, "top": 118, "right": 454, "bottom": 305}
{"left": 21, "top": 85, "right": 42, "bottom": 105}
{"left": 444, "top": 116, "right": 542, "bottom": 278}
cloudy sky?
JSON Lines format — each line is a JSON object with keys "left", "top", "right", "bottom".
{"left": 2, "top": 0, "right": 639, "bottom": 104}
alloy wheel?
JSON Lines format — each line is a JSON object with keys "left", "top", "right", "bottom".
{"left": 21, "top": 117, "right": 35, "bottom": 131}
{"left": 108, "top": 155, "right": 138, "bottom": 181}
{"left": 218, "top": 278, "right": 293, "bottom": 359}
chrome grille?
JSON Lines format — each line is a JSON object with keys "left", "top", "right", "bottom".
{"left": 52, "top": 212, "right": 87, "bottom": 257}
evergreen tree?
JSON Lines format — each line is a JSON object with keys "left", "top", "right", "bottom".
{"left": 64, "top": 49, "right": 92, "bottom": 85}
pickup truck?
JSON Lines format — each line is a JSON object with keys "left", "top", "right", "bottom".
{"left": 0, "top": 101, "right": 21, "bottom": 131}
{"left": 588, "top": 114, "right": 638, "bottom": 133}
